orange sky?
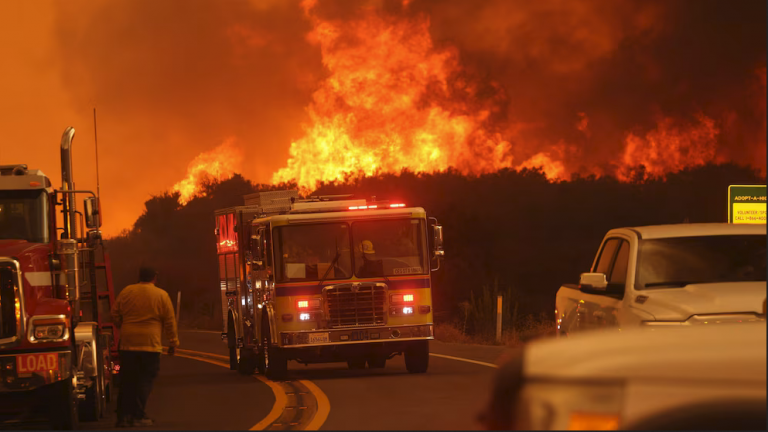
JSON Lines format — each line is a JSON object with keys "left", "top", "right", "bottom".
{"left": 2, "top": 0, "right": 765, "bottom": 237}
{"left": 0, "top": 0, "right": 316, "bottom": 236}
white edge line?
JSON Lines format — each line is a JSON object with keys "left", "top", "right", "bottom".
{"left": 429, "top": 353, "right": 499, "bottom": 369}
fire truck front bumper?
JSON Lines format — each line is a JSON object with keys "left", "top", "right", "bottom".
{"left": 279, "top": 323, "right": 434, "bottom": 348}
{"left": 0, "top": 350, "right": 73, "bottom": 393}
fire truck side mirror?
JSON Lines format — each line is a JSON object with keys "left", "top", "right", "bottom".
{"left": 84, "top": 197, "right": 102, "bottom": 229}
{"left": 432, "top": 225, "right": 444, "bottom": 259}
{"left": 251, "top": 234, "right": 263, "bottom": 266}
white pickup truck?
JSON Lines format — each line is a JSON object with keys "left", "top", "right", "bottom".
{"left": 556, "top": 223, "right": 766, "bottom": 335}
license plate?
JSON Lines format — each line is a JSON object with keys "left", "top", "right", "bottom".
{"left": 308, "top": 332, "right": 329, "bottom": 344}
{"left": 17, "top": 353, "right": 58, "bottom": 374}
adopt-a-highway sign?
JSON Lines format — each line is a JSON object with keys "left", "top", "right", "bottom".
{"left": 728, "top": 185, "right": 766, "bottom": 224}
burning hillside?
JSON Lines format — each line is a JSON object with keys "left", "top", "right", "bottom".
{"left": 54, "top": 0, "right": 765, "bottom": 208}
{"left": 172, "top": 139, "right": 243, "bottom": 204}
{"left": 264, "top": 0, "right": 765, "bottom": 190}
{"left": 271, "top": 1, "right": 517, "bottom": 190}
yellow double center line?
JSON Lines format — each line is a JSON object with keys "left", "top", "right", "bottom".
{"left": 163, "top": 348, "right": 330, "bottom": 430}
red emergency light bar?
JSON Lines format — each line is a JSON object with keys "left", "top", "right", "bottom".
{"left": 348, "top": 203, "right": 404, "bottom": 210}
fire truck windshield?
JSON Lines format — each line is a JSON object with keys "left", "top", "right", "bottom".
{"left": 274, "top": 223, "right": 353, "bottom": 283}
{"left": 273, "top": 218, "right": 428, "bottom": 283}
{"left": 352, "top": 219, "right": 427, "bottom": 278}
{"left": 0, "top": 190, "right": 49, "bottom": 244}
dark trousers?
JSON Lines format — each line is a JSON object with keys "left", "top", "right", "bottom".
{"left": 117, "top": 350, "right": 160, "bottom": 421}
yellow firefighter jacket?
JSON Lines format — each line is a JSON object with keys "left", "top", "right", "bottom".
{"left": 111, "top": 282, "right": 180, "bottom": 352}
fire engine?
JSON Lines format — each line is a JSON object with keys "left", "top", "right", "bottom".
{"left": 0, "top": 127, "right": 119, "bottom": 428}
{"left": 215, "top": 190, "right": 444, "bottom": 379}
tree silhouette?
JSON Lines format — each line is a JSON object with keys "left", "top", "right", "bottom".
{"left": 106, "top": 164, "right": 765, "bottom": 331}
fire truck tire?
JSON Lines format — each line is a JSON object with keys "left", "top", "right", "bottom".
{"left": 227, "top": 320, "right": 238, "bottom": 371}
{"left": 49, "top": 376, "right": 79, "bottom": 430}
{"left": 261, "top": 329, "right": 287, "bottom": 380}
{"left": 404, "top": 340, "right": 429, "bottom": 373}
{"left": 367, "top": 356, "right": 387, "bottom": 369}
{"left": 78, "top": 379, "right": 101, "bottom": 421}
{"left": 229, "top": 347, "right": 238, "bottom": 370}
{"left": 347, "top": 359, "right": 366, "bottom": 370}
{"left": 237, "top": 347, "right": 257, "bottom": 375}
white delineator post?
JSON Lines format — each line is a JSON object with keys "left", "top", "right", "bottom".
{"left": 496, "top": 295, "right": 502, "bottom": 343}
{"left": 176, "top": 291, "right": 182, "bottom": 325}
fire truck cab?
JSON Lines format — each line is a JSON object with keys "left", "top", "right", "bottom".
{"left": 216, "top": 190, "right": 444, "bottom": 379}
{"left": 0, "top": 128, "right": 119, "bottom": 428}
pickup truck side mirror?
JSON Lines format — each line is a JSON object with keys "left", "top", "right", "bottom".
{"left": 579, "top": 273, "right": 608, "bottom": 291}
{"left": 580, "top": 273, "right": 625, "bottom": 296}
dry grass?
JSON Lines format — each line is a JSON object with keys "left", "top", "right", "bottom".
{"left": 435, "top": 315, "right": 556, "bottom": 348}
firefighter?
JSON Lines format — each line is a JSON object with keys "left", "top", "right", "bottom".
{"left": 111, "top": 266, "right": 180, "bottom": 427}
{"left": 357, "top": 240, "right": 383, "bottom": 277}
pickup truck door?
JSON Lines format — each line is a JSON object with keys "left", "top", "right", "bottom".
{"left": 565, "top": 237, "right": 630, "bottom": 333}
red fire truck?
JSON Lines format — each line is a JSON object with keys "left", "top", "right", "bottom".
{"left": 215, "top": 190, "right": 444, "bottom": 379}
{"left": 0, "top": 127, "right": 119, "bottom": 428}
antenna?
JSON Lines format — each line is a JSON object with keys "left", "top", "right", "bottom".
{"left": 93, "top": 108, "right": 101, "bottom": 199}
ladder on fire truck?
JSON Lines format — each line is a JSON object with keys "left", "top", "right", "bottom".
{"left": 77, "top": 241, "right": 120, "bottom": 418}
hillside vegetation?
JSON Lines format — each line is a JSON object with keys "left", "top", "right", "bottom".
{"left": 106, "top": 164, "right": 765, "bottom": 341}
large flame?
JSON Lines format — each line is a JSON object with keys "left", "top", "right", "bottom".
{"left": 167, "top": 2, "right": 758, "bottom": 195}
{"left": 271, "top": 2, "right": 516, "bottom": 190}
{"left": 172, "top": 139, "right": 243, "bottom": 204}
{"left": 618, "top": 113, "right": 720, "bottom": 181}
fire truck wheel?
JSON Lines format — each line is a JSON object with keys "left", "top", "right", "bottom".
{"left": 347, "top": 359, "right": 366, "bottom": 370}
{"left": 78, "top": 379, "right": 101, "bottom": 421}
{"left": 257, "top": 345, "right": 266, "bottom": 375}
{"left": 237, "top": 347, "right": 257, "bottom": 375}
{"left": 262, "top": 330, "right": 287, "bottom": 380}
{"left": 404, "top": 341, "right": 429, "bottom": 374}
{"left": 367, "top": 356, "right": 387, "bottom": 369}
{"left": 228, "top": 321, "right": 238, "bottom": 371}
{"left": 49, "top": 375, "right": 79, "bottom": 430}
{"left": 229, "top": 347, "right": 238, "bottom": 370}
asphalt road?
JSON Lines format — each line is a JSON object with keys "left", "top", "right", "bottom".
{"left": 84, "top": 330, "right": 512, "bottom": 430}
{"left": 82, "top": 350, "right": 274, "bottom": 430}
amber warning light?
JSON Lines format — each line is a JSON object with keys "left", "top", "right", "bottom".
{"left": 297, "top": 299, "right": 321, "bottom": 309}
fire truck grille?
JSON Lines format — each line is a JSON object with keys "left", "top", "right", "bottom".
{"left": 325, "top": 284, "right": 386, "bottom": 328}
{"left": 0, "top": 264, "right": 18, "bottom": 340}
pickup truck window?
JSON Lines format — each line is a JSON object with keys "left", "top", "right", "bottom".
{"left": 636, "top": 235, "right": 766, "bottom": 289}
{"left": 594, "top": 239, "right": 620, "bottom": 274}
{"left": 610, "top": 241, "right": 630, "bottom": 284}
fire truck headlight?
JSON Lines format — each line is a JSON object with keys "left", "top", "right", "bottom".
{"left": 403, "top": 307, "right": 414, "bottom": 315}
{"left": 32, "top": 324, "right": 67, "bottom": 341}
{"left": 299, "top": 313, "right": 311, "bottom": 321}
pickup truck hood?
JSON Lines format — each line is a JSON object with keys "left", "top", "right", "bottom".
{"left": 639, "top": 281, "right": 765, "bottom": 320}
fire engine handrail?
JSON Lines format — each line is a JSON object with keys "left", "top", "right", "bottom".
{"left": 56, "top": 190, "right": 97, "bottom": 197}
